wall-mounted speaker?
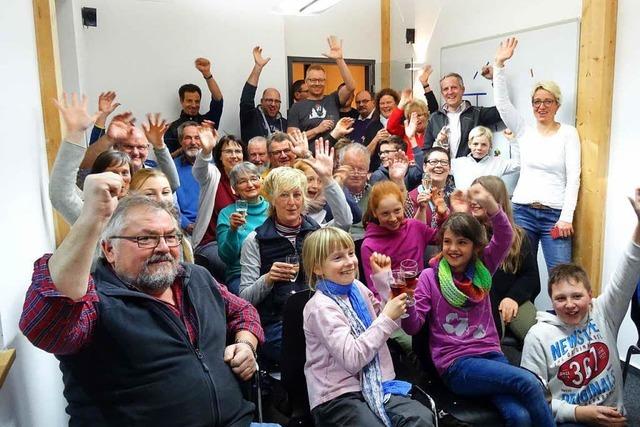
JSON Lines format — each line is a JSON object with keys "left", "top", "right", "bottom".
{"left": 406, "top": 28, "right": 415, "bottom": 44}
{"left": 82, "top": 7, "right": 97, "bottom": 27}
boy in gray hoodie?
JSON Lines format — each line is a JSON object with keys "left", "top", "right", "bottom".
{"left": 521, "top": 188, "right": 640, "bottom": 426}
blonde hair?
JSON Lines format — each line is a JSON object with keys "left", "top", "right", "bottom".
{"left": 531, "top": 81, "right": 562, "bottom": 105}
{"left": 130, "top": 168, "right": 168, "bottom": 191}
{"left": 293, "top": 159, "right": 315, "bottom": 176}
{"left": 404, "top": 100, "right": 429, "bottom": 119}
{"left": 302, "top": 227, "right": 357, "bottom": 289}
{"left": 262, "top": 167, "right": 308, "bottom": 216}
{"left": 472, "top": 176, "right": 525, "bottom": 274}
{"left": 468, "top": 125, "right": 493, "bottom": 146}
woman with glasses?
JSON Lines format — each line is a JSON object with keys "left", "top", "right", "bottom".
{"left": 406, "top": 147, "right": 456, "bottom": 226}
{"left": 192, "top": 126, "right": 248, "bottom": 282}
{"left": 216, "top": 162, "right": 269, "bottom": 294}
{"left": 493, "top": 37, "right": 580, "bottom": 271}
{"left": 239, "top": 166, "right": 321, "bottom": 366}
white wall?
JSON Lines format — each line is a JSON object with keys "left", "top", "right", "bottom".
{"left": 0, "top": 1, "right": 68, "bottom": 426}
{"left": 604, "top": 0, "right": 640, "bottom": 369}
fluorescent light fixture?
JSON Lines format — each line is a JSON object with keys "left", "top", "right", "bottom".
{"left": 273, "top": 0, "right": 343, "bottom": 15}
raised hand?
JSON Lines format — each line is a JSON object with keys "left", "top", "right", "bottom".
{"left": 197, "top": 122, "right": 218, "bottom": 155}
{"left": 382, "top": 293, "right": 408, "bottom": 321}
{"left": 322, "top": 35, "right": 344, "bottom": 60}
{"left": 389, "top": 152, "right": 409, "bottom": 182}
{"left": 404, "top": 112, "right": 418, "bottom": 139}
{"left": 469, "top": 182, "right": 499, "bottom": 216}
{"left": 450, "top": 189, "right": 470, "bottom": 213}
{"left": 431, "top": 187, "right": 448, "bottom": 216}
{"left": 53, "top": 93, "right": 100, "bottom": 136}
{"left": 288, "top": 128, "right": 310, "bottom": 158}
{"left": 106, "top": 112, "right": 135, "bottom": 142}
{"left": 331, "top": 117, "right": 354, "bottom": 138}
{"left": 304, "top": 138, "right": 335, "bottom": 181}
{"left": 252, "top": 46, "right": 271, "bottom": 68}
{"left": 194, "top": 57, "right": 212, "bottom": 76}
{"left": 629, "top": 187, "right": 640, "bottom": 221}
{"left": 332, "top": 165, "right": 352, "bottom": 186}
{"left": 435, "top": 126, "right": 449, "bottom": 150}
{"left": 82, "top": 172, "right": 123, "bottom": 221}
{"left": 229, "top": 212, "right": 247, "bottom": 231}
{"left": 418, "top": 64, "right": 433, "bottom": 87}
{"left": 141, "top": 113, "right": 168, "bottom": 149}
{"left": 369, "top": 252, "right": 391, "bottom": 274}
{"left": 416, "top": 191, "right": 431, "bottom": 208}
{"left": 97, "top": 91, "right": 120, "bottom": 116}
{"left": 398, "top": 88, "right": 413, "bottom": 109}
{"left": 495, "top": 37, "right": 518, "bottom": 67}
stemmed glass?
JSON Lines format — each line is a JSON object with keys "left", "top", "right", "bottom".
{"left": 286, "top": 254, "right": 300, "bottom": 288}
{"left": 390, "top": 269, "right": 409, "bottom": 319}
{"left": 400, "top": 259, "right": 419, "bottom": 307}
{"left": 235, "top": 200, "right": 248, "bottom": 230}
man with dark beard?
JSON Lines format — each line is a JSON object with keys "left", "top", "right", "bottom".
{"left": 19, "top": 173, "right": 264, "bottom": 426}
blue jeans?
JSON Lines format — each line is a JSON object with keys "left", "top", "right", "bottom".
{"left": 442, "top": 352, "right": 554, "bottom": 427}
{"left": 513, "top": 203, "right": 572, "bottom": 273}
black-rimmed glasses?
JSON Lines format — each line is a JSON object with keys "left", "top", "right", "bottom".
{"left": 110, "top": 234, "right": 183, "bottom": 248}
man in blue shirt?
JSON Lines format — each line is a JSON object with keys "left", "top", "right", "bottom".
{"left": 173, "top": 121, "right": 201, "bottom": 235}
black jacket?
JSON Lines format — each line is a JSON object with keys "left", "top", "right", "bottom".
{"left": 57, "top": 260, "right": 254, "bottom": 427}
{"left": 424, "top": 101, "right": 502, "bottom": 158}
{"left": 165, "top": 98, "right": 224, "bottom": 153}
{"left": 240, "top": 82, "right": 287, "bottom": 142}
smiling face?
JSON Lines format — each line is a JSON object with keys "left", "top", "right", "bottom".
{"left": 379, "top": 142, "right": 399, "bottom": 168}
{"left": 181, "top": 91, "right": 201, "bottom": 116}
{"left": 425, "top": 150, "right": 451, "bottom": 184}
{"left": 314, "top": 245, "right": 358, "bottom": 285}
{"left": 373, "top": 194, "right": 404, "bottom": 231}
{"left": 442, "top": 229, "right": 475, "bottom": 273}
{"left": 551, "top": 279, "right": 592, "bottom": 326}
{"left": 105, "top": 162, "right": 132, "bottom": 198}
{"left": 342, "top": 150, "right": 369, "bottom": 194}
{"left": 469, "top": 135, "right": 491, "bottom": 160}
{"left": 269, "top": 140, "right": 295, "bottom": 168}
{"left": 102, "top": 206, "right": 180, "bottom": 295}
{"left": 532, "top": 88, "right": 559, "bottom": 124}
{"left": 260, "top": 88, "right": 282, "bottom": 118}
{"left": 234, "top": 173, "right": 262, "bottom": 201}
{"left": 378, "top": 95, "right": 397, "bottom": 118}
{"left": 304, "top": 168, "right": 321, "bottom": 200}
{"left": 136, "top": 176, "right": 173, "bottom": 204}
{"left": 118, "top": 130, "right": 149, "bottom": 171}
{"left": 306, "top": 69, "right": 327, "bottom": 98}
{"left": 220, "top": 140, "right": 244, "bottom": 173}
{"left": 180, "top": 125, "right": 201, "bottom": 160}
{"left": 440, "top": 76, "right": 464, "bottom": 110}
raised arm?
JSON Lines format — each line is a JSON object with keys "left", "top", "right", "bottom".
{"left": 323, "top": 36, "right": 356, "bottom": 105}
{"left": 142, "top": 113, "right": 180, "bottom": 191}
{"left": 195, "top": 57, "right": 222, "bottom": 102}
{"left": 49, "top": 93, "right": 100, "bottom": 224}
{"left": 80, "top": 112, "right": 135, "bottom": 169}
{"left": 246, "top": 46, "right": 270, "bottom": 87}
{"left": 493, "top": 37, "right": 526, "bottom": 137}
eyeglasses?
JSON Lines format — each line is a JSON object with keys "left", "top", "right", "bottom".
{"left": 532, "top": 99, "right": 556, "bottom": 108}
{"left": 110, "top": 234, "right": 183, "bottom": 248}
{"left": 355, "top": 99, "right": 372, "bottom": 105}
{"left": 263, "top": 98, "right": 282, "bottom": 104}
{"left": 426, "top": 159, "right": 450, "bottom": 166}
{"left": 379, "top": 150, "right": 398, "bottom": 156}
{"left": 306, "top": 78, "right": 326, "bottom": 84}
{"left": 270, "top": 148, "right": 292, "bottom": 156}
{"left": 222, "top": 149, "right": 243, "bottom": 155}
{"left": 348, "top": 168, "right": 368, "bottom": 176}
{"left": 236, "top": 176, "right": 261, "bottom": 186}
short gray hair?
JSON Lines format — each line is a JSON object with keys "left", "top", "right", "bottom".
{"left": 247, "top": 136, "right": 267, "bottom": 149}
{"left": 339, "top": 143, "right": 370, "bottom": 168}
{"left": 177, "top": 121, "right": 199, "bottom": 143}
{"left": 267, "top": 132, "right": 292, "bottom": 152}
{"left": 440, "top": 72, "right": 465, "bottom": 89}
{"left": 229, "top": 162, "right": 260, "bottom": 189}
{"left": 100, "top": 195, "right": 178, "bottom": 255}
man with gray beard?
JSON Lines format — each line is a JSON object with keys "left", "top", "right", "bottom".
{"left": 174, "top": 121, "right": 201, "bottom": 235}
{"left": 247, "top": 136, "right": 270, "bottom": 174}
{"left": 20, "top": 173, "right": 264, "bottom": 426}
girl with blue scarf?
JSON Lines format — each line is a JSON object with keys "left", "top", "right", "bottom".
{"left": 301, "top": 227, "right": 435, "bottom": 426}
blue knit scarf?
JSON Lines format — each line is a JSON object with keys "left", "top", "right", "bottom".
{"left": 316, "top": 279, "right": 411, "bottom": 426}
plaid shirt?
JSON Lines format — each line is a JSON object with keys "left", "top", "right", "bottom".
{"left": 19, "top": 255, "right": 264, "bottom": 355}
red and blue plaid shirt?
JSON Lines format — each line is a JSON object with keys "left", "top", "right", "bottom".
{"left": 19, "top": 255, "right": 264, "bottom": 355}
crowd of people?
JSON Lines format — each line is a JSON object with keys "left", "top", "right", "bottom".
{"left": 18, "top": 35, "right": 640, "bottom": 427}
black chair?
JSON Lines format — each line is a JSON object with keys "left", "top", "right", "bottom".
{"left": 411, "top": 325, "right": 505, "bottom": 427}
{"left": 623, "top": 289, "right": 640, "bottom": 384}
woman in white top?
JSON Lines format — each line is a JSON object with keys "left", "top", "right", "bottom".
{"left": 493, "top": 37, "right": 581, "bottom": 272}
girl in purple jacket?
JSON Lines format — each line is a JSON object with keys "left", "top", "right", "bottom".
{"left": 402, "top": 182, "right": 554, "bottom": 427}
{"left": 302, "top": 227, "right": 434, "bottom": 427}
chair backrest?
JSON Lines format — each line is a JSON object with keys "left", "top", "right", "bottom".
{"left": 281, "top": 289, "right": 315, "bottom": 415}
{"left": 631, "top": 282, "right": 640, "bottom": 345}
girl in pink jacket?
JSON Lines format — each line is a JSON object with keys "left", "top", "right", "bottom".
{"left": 301, "top": 227, "right": 434, "bottom": 427}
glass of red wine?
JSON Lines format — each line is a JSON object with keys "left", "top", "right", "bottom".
{"left": 400, "top": 259, "right": 419, "bottom": 306}
{"left": 390, "top": 269, "right": 409, "bottom": 319}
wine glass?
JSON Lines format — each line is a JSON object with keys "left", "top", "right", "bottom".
{"left": 400, "top": 259, "right": 419, "bottom": 306}
{"left": 390, "top": 269, "right": 409, "bottom": 319}
{"left": 286, "top": 254, "right": 300, "bottom": 286}
{"left": 235, "top": 200, "right": 248, "bottom": 229}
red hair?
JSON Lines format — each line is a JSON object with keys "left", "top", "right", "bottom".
{"left": 362, "top": 181, "right": 405, "bottom": 228}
